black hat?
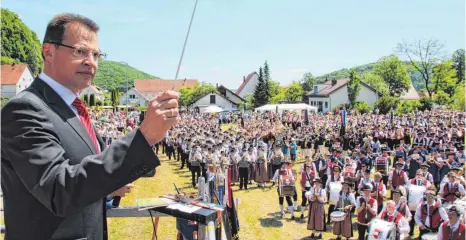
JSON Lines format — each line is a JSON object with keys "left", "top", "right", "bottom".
{"left": 364, "top": 169, "right": 371, "bottom": 174}
{"left": 333, "top": 165, "right": 342, "bottom": 172}
{"left": 312, "top": 178, "right": 323, "bottom": 185}
{"left": 360, "top": 150, "right": 367, "bottom": 155}
{"left": 448, "top": 205, "right": 464, "bottom": 216}
{"left": 361, "top": 184, "right": 371, "bottom": 191}
{"left": 421, "top": 163, "right": 429, "bottom": 168}
{"left": 395, "top": 162, "right": 404, "bottom": 167}
{"left": 342, "top": 180, "right": 352, "bottom": 186}
{"left": 391, "top": 188, "right": 403, "bottom": 196}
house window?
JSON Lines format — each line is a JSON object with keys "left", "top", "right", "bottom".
{"left": 129, "top": 94, "right": 136, "bottom": 99}
{"left": 210, "top": 95, "right": 216, "bottom": 104}
{"left": 18, "top": 84, "right": 21, "bottom": 89}
{"left": 325, "top": 102, "right": 328, "bottom": 108}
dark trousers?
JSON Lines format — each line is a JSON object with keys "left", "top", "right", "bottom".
{"left": 162, "top": 141, "right": 166, "bottom": 154}
{"left": 277, "top": 188, "right": 293, "bottom": 206}
{"left": 409, "top": 211, "right": 416, "bottom": 235}
{"left": 271, "top": 164, "right": 281, "bottom": 179}
{"left": 358, "top": 224, "right": 368, "bottom": 240}
{"left": 180, "top": 152, "right": 187, "bottom": 169}
{"left": 327, "top": 204, "right": 335, "bottom": 224}
{"left": 293, "top": 190, "right": 298, "bottom": 202}
{"left": 167, "top": 146, "right": 175, "bottom": 160}
{"left": 176, "top": 146, "right": 182, "bottom": 161}
{"left": 190, "top": 166, "right": 201, "bottom": 187}
{"left": 301, "top": 187, "right": 311, "bottom": 207}
{"left": 154, "top": 143, "right": 159, "bottom": 154}
{"left": 200, "top": 163, "right": 207, "bottom": 179}
{"left": 238, "top": 167, "right": 249, "bottom": 190}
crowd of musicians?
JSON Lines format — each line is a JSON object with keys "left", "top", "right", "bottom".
{"left": 154, "top": 109, "right": 466, "bottom": 240}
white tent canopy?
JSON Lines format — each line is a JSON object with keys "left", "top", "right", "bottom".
{"left": 255, "top": 103, "right": 317, "bottom": 113}
{"left": 202, "top": 105, "right": 224, "bottom": 113}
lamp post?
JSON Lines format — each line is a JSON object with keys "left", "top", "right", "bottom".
{"left": 120, "top": 62, "right": 129, "bottom": 123}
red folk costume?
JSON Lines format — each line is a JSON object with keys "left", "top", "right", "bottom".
{"left": 391, "top": 170, "right": 407, "bottom": 188}
{"left": 307, "top": 188, "right": 326, "bottom": 232}
{"left": 439, "top": 221, "right": 465, "bottom": 240}
{"left": 357, "top": 197, "right": 376, "bottom": 224}
{"left": 410, "top": 179, "right": 429, "bottom": 186}
{"left": 442, "top": 183, "right": 460, "bottom": 203}
{"left": 371, "top": 181, "right": 385, "bottom": 208}
{"left": 420, "top": 202, "right": 442, "bottom": 231}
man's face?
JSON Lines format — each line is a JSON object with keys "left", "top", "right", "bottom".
{"left": 393, "top": 193, "right": 400, "bottom": 201}
{"left": 44, "top": 23, "right": 99, "bottom": 93}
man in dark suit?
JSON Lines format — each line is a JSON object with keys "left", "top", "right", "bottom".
{"left": 1, "top": 13, "right": 179, "bottom": 240}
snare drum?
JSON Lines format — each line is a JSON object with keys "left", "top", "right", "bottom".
{"left": 368, "top": 218, "right": 396, "bottom": 240}
{"left": 407, "top": 185, "right": 426, "bottom": 211}
{"left": 330, "top": 211, "right": 346, "bottom": 222}
{"left": 329, "top": 182, "right": 343, "bottom": 205}
{"left": 279, "top": 175, "right": 295, "bottom": 197}
{"left": 421, "top": 232, "right": 437, "bottom": 240}
{"left": 375, "top": 157, "right": 388, "bottom": 175}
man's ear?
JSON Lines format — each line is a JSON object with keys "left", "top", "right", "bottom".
{"left": 42, "top": 44, "right": 54, "bottom": 59}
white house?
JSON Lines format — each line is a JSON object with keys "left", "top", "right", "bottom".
{"left": 190, "top": 92, "right": 238, "bottom": 112}
{"left": 120, "top": 79, "right": 198, "bottom": 106}
{"left": 306, "top": 78, "right": 381, "bottom": 113}
{"left": 235, "top": 72, "right": 258, "bottom": 98}
{"left": 79, "top": 85, "right": 106, "bottom": 102}
{"left": 1, "top": 64, "right": 34, "bottom": 98}
{"left": 217, "top": 85, "right": 245, "bottom": 105}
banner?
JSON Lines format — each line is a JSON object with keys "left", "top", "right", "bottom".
{"left": 341, "top": 110, "right": 347, "bottom": 127}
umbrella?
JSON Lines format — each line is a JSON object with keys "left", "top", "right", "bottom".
{"left": 203, "top": 105, "right": 223, "bottom": 113}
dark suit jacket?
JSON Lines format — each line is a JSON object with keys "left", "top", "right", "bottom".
{"left": 1, "top": 78, "right": 160, "bottom": 240}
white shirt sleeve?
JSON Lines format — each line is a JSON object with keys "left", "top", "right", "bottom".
{"left": 381, "top": 184, "right": 387, "bottom": 197}
{"left": 458, "top": 184, "right": 466, "bottom": 195}
{"left": 427, "top": 174, "right": 434, "bottom": 183}
{"left": 321, "top": 189, "right": 327, "bottom": 202}
{"left": 272, "top": 170, "right": 279, "bottom": 182}
{"left": 439, "top": 183, "right": 446, "bottom": 195}
{"left": 388, "top": 172, "right": 394, "bottom": 181}
{"left": 439, "top": 207, "right": 449, "bottom": 222}
{"left": 403, "top": 172, "right": 409, "bottom": 183}
{"left": 438, "top": 223, "right": 444, "bottom": 240}
{"left": 349, "top": 193, "right": 356, "bottom": 205}
{"left": 397, "top": 216, "right": 411, "bottom": 235}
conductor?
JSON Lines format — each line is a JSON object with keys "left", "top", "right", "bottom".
{"left": 1, "top": 13, "right": 179, "bottom": 240}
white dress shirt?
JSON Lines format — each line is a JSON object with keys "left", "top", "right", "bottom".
{"left": 356, "top": 196, "right": 378, "bottom": 219}
{"left": 376, "top": 211, "right": 411, "bottom": 238}
{"left": 414, "top": 202, "right": 449, "bottom": 228}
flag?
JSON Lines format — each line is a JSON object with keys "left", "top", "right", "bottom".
{"left": 304, "top": 109, "right": 309, "bottom": 125}
{"left": 341, "top": 110, "right": 347, "bottom": 127}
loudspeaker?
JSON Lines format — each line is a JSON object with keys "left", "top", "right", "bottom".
{"left": 139, "top": 110, "right": 146, "bottom": 124}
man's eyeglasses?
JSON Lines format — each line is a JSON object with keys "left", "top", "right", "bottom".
{"left": 47, "top": 41, "right": 107, "bottom": 61}
{"left": 416, "top": 174, "right": 423, "bottom": 176}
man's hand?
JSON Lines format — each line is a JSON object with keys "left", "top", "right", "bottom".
{"left": 139, "top": 91, "right": 180, "bottom": 145}
{"left": 110, "top": 183, "right": 134, "bottom": 198}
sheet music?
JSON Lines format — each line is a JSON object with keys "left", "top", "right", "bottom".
{"left": 167, "top": 203, "right": 201, "bottom": 213}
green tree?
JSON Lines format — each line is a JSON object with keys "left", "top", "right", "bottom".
{"left": 374, "top": 96, "right": 399, "bottom": 114}
{"left": 347, "top": 69, "right": 361, "bottom": 107}
{"left": 239, "top": 94, "right": 254, "bottom": 110}
{"left": 419, "top": 97, "right": 434, "bottom": 111}
{"left": 263, "top": 61, "right": 271, "bottom": 103}
{"left": 451, "top": 81, "right": 465, "bottom": 111}
{"left": 94, "top": 60, "right": 158, "bottom": 91}
{"left": 353, "top": 102, "right": 372, "bottom": 114}
{"left": 1, "top": 9, "right": 43, "bottom": 76}
{"left": 373, "top": 55, "right": 411, "bottom": 96}
{"left": 191, "top": 82, "right": 217, "bottom": 102}
{"left": 395, "top": 100, "right": 421, "bottom": 115}
{"left": 431, "top": 60, "right": 457, "bottom": 96}
{"left": 360, "top": 72, "right": 389, "bottom": 96}
{"left": 300, "top": 72, "right": 316, "bottom": 102}
{"left": 433, "top": 91, "right": 451, "bottom": 106}
{"left": 268, "top": 80, "right": 281, "bottom": 98}
{"left": 270, "top": 86, "right": 286, "bottom": 104}
{"left": 396, "top": 39, "right": 445, "bottom": 98}
{"left": 179, "top": 86, "right": 194, "bottom": 107}
{"left": 284, "top": 81, "right": 303, "bottom": 102}
{"left": 89, "top": 94, "right": 95, "bottom": 106}
{"left": 452, "top": 49, "right": 465, "bottom": 84}
{"left": 253, "top": 67, "right": 267, "bottom": 107}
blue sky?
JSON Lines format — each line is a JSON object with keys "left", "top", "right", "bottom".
{"left": 4, "top": 0, "right": 465, "bottom": 89}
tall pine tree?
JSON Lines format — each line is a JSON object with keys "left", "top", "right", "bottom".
{"left": 347, "top": 69, "right": 361, "bottom": 107}
{"left": 263, "top": 61, "right": 271, "bottom": 103}
{"left": 253, "top": 67, "right": 267, "bottom": 107}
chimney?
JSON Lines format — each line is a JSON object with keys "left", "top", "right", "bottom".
{"left": 332, "top": 78, "right": 337, "bottom": 86}
{"left": 243, "top": 76, "right": 246, "bottom": 82}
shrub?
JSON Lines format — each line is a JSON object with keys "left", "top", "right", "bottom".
{"left": 353, "top": 102, "right": 372, "bottom": 114}
{"left": 395, "top": 100, "right": 421, "bottom": 115}
{"left": 419, "top": 97, "right": 434, "bottom": 111}
{"left": 374, "top": 96, "right": 399, "bottom": 114}
{"left": 433, "top": 91, "right": 451, "bottom": 106}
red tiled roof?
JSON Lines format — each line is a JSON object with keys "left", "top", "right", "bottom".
{"left": 316, "top": 79, "right": 349, "bottom": 95}
{"left": 1, "top": 64, "right": 28, "bottom": 85}
{"left": 235, "top": 72, "right": 257, "bottom": 95}
{"left": 134, "top": 79, "right": 198, "bottom": 93}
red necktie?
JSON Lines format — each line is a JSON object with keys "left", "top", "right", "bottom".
{"left": 72, "top": 98, "right": 100, "bottom": 153}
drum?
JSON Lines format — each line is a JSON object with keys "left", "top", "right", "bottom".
{"left": 368, "top": 218, "right": 397, "bottom": 240}
{"left": 454, "top": 199, "right": 466, "bottom": 210}
{"left": 421, "top": 232, "right": 438, "bottom": 240}
{"left": 279, "top": 175, "right": 295, "bottom": 197}
{"left": 330, "top": 211, "right": 346, "bottom": 222}
{"left": 375, "top": 157, "right": 388, "bottom": 175}
{"left": 329, "top": 182, "right": 343, "bottom": 205}
{"left": 407, "top": 185, "right": 426, "bottom": 211}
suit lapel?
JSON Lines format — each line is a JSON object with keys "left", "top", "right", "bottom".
{"left": 30, "top": 78, "right": 97, "bottom": 154}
